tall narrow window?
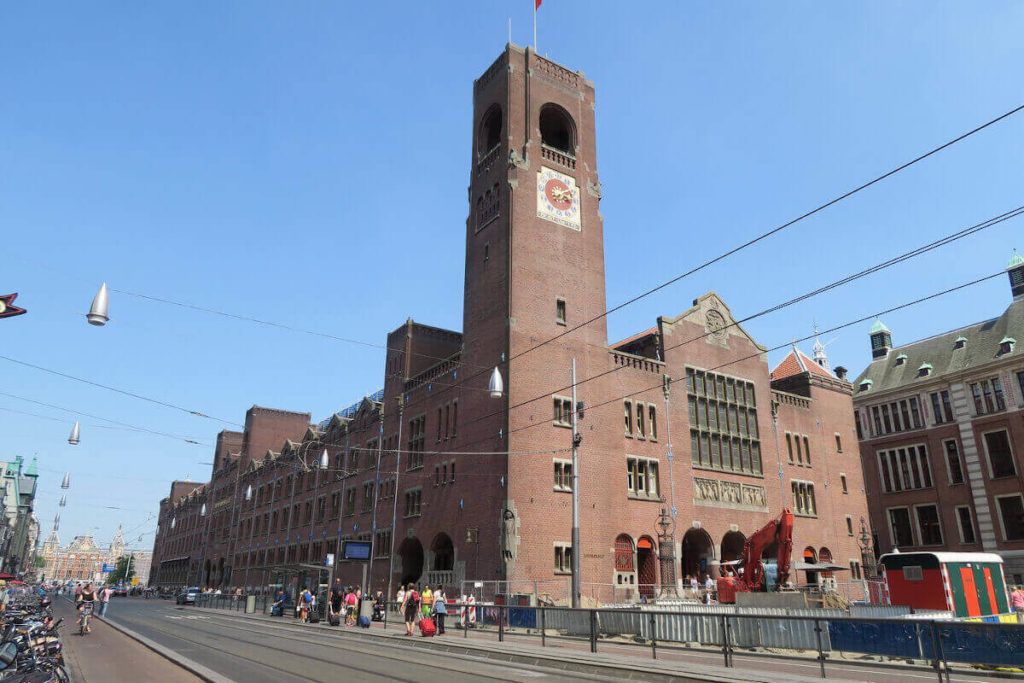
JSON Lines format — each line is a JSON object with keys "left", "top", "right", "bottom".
{"left": 956, "top": 506, "right": 976, "bottom": 544}
{"left": 624, "top": 400, "right": 633, "bottom": 436}
{"left": 786, "top": 433, "right": 794, "bottom": 463}
{"left": 556, "top": 298, "right": 566, "bottom": 325}
{"left": 835, "top": 433, "right": 843, "bottom": 453}
{"left": 636, "top": 403, "right": 645, "bottom": 438}
{"left": 648, "top": 405, "right": 657, "bottom": 440}
{"left": 944, "top": 440, "right": 964, "bottom": 485}
{"left": 985, "top": 430, "right": 1017, "bottom": 478}
{"left": 916, "top": 505, "right": 943, "bottom": 545}
{"left": 452, "top": 400, "right": 458, "bottom": 437}
{"left": 803, "top": 436, "right": 811, "bottom": 466}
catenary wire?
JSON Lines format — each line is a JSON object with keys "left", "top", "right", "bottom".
{"left": 444, "top": 204, "right": 1024, "bottom": 442}
{"left": 498, "top": 270, "right": 1005, "bottom": 441}
{"left": 0, "top": 354, "right": 242, "bottom": 428}
{"left": 0, "top": 391, "right": 210, "bottom": 446}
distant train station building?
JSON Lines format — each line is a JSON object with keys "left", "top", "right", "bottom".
{"left": 149, "top": 44, "right": 869, "bottom": 602}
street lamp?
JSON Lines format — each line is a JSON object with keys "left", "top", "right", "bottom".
{"left": 68, "top": 422, "right": 80, "bottom": 445}
{"left": 245, "top": 485, "right": 253, "bottom": 502}
{"left": 60, "top": 473, "right": 70, "bottom": 490}
{"left": 488, "top": 367, "right": 504, "bottom": 398}
{"left": 200, "top": 503, "right": 206, "bottom": 517}
{"left": 87, "top": 284, "right": 109, "bottom": 326}
{"left": 59, "top": 495, "right": 66, "bottom": 508}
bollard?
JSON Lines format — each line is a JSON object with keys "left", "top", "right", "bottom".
{"left": 934, "top": 621, "right": 951, "bottom": 683}
{"left": 928, "top": 621, "right": 943, "bottom": 683}
{"left": 540, "top": 607, "right": 546, "bottom": 648}
{"left": 726, "top": 616, "right": 734, "bottom": 668}
{"left": 464, "top": 602, "right": 468, "bottom": 639}
{"left": 720, "top": 615, "right": 730, "bottom": 667}
{"left": 650, "top": 612, "right": 657, "bottom": 660}
{"left": 814, "top": 618, "right": 826, "bottom": 678}
{"left": 499, "top": 605, "right": 505, "bottom": 642}
{"left": 383, "top": 601, "right": 388, "bottom": 631}
{"left": 590, "top": 610, "right": 597, "bottom": 653}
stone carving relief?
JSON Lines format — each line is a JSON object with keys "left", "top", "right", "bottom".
{"left": 693, "top": 477, "right": 768, "bottom": 512}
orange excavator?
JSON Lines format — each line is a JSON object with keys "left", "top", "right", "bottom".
{"left": 716, "top": 508, "right": 794, "bottom": 604}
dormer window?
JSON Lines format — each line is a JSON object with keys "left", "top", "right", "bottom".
{"left": 1000, "top": 337, "right": 1016, "bottom": 355}
{"left": 918, "top": 362, "right": 933, "bottom": 378}
{"left": 954, "top": 336, "right": 967, "bottom": 350}
{"left": 859, "top": 379, "right": 873, "bottom": 392}
{"left": 894, "top": 354, "right": 907, "bottom": 366}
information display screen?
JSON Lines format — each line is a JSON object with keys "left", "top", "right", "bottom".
{"left": 342, "top": 541, "right": 371, "bottom": 561}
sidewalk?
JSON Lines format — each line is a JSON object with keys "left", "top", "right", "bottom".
{"left": 56, "top": 599, "right": 200, "bottom": 683}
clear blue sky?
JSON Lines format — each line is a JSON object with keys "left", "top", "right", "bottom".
{"left": 2, "top": 2, "right": 1022, "bottom": 552}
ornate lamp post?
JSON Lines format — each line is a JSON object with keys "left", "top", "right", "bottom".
{"left": 857, "top": 517, "right": 874, "bottom": 599}
{"left": 655, "top": 507, "right": 678, "bottom": 600}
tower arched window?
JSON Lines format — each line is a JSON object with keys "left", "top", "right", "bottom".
{"left": 539, "top": 104, "right": 575, "bottom": 156}
{"left": 478, "top": 105, "right": 502, "bottom": 157}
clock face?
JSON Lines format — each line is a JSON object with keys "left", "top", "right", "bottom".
{"left": 536, "top": 167, "right": 581, "bottom": 230}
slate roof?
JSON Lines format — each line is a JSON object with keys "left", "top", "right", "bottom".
{"left": 853, "top": 298, "right": 1024, "bottom": 395}
{"left": 771, "top": 345, "right": 835, "bottom": 380}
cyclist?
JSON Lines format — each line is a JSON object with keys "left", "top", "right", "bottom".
{"left": 77, "top": 582, "right": 97, "bottom": 634}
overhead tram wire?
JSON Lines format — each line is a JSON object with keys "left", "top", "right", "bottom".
{"left": 446, "top": 204, "right": 1024, "bottom": 441}
{"left": 0, "top": 354, "right": 243, "bottom": 428}
{"left": 7, "top": 105, "right": 1019, "bottom": 401}
{"left": 0, "top": 391, "right": 210, "bottom": 446}
{"left": 496, "top": 270, "right": 1006, "bottom": 442}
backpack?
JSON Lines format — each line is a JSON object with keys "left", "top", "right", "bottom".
{"left": 302, "top": 591, "right": 312, "bottom": 604}
{"left": 408, "top": 591, "right": 420, "bottom": 608}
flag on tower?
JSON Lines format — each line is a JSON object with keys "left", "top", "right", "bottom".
{"left": 536, "top": 0, "right": 542, "bottom": 8}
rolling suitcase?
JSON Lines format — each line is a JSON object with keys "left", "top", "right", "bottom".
{"left": 358, "top": 615, "right": 371, "bottom": 628}
{"left": 328, "top": 611, "right": 340, "bottom": 626}
{"left": 418, "top": 617, "right": 436, "bottom": 636}
{"left": 308, "top": 610, "right": 321, "bottom": 624}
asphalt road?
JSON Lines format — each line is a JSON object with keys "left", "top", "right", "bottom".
{"left": 104, "top": 598, "right": 610, "bottom": 682}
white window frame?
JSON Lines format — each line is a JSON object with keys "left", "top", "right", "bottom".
{"left": 981, "top": 428, "right": 1017, "bottom": 480}
{"left": 553, "top": 458, "right": 572, "bottom": 492}
{"left": 626, "top": 455, "right": 660, "bottom": 499}
{"left": 995, "top": 493, "right": 1024, "bottom": 541}
{"left": 553, "top": 541, "right": 573, "bottom": 574}
{"left": 886, "top": 505, "right": 915, "bottom": 548}
{"left": 552, "top": 394, "right": 573, "bottom": 428}
{"left": 954, "top": 505, "right": 975, "bottom": 544}
{"left": 790, "top": 478, "right": 817, "bottom": 517}
{"left": 913, "top": 503, "right": 944, "bottom": 547}
{"left": 876, "top": 443, "right": 932, "bottom": 493}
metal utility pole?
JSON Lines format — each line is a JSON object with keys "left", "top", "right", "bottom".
{"left": 570, "top": 359, "right": 581, "bottom": 609}
{"left": 367, "top": 403, "right": 385, "bottom": 594}
{"left": 385, "top": 395, "right": 405, "bottom": 602}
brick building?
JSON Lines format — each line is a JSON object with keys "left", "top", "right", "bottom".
{"left": 149, "top": 44, "right": 869, "bottom": 602}
{"left": 853, "top": 253, "right": 1024, "bottom": 581}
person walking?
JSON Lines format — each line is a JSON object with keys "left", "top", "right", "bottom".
{"left": 98, "top": 584, "right": 112, "bottom": 617}
{"left": 329, "top": 579, "right": 343, "bottom": 622}
{"left": 432, "top": 585, "right": 447, "bottom": 635}
{"left": 271, "top": 589, "right": 286, "bottom": 617}
{"left": 1011, "top": 587, "right": 1024, "bottom": 619}
{"left": 395, "top": 586, "right": 406, "bottom": 615}
{"left": 704, "top": 574, "right": 715, "bottom": 604}
{"left": 298, "top": 586, "right": 313, "bottom": 622}
{"left": 400, "top": 583, "right": 420, "bottom": 636}
{"left": 344, "top": 587, "right": 358, "bottom": 626}
{"left": 421, "top": 584, "right": 433, "bottom": 619}
{"left": 689, "top": 575, "right": 699, "bottom": 600}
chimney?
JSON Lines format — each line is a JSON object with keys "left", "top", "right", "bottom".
{"left": 1007, "top": 250, "right": 1024, "bottom": 300}
{"left": 834, "top": 365, "right": 848, "bottom": 381}
{"left": 869, "top": 319, "right": 892, "bottom": 359}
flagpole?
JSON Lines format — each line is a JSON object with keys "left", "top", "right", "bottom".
{"left": 533, "top": 0, "right": 537, "bottom": 51}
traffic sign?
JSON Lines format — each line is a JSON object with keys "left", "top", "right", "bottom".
{"left": 101, "top": 564, "right": 114, "bottom": 573}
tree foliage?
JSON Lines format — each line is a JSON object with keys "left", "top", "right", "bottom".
{"left": 106, "top": 554, "right": 136, "bottom": 585}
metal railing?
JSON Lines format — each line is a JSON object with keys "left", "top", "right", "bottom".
{"left": 188, "top": 593, "right": 1024, "bottom": 680}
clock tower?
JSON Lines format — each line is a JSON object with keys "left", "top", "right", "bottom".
{"left": 462, "top": 45, "right": 611, "bottom": 583}
{"left": 463, "top": 43, "right": 609, "bottom": 384}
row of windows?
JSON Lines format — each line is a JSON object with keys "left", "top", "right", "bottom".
{"left": 407, "top": 416, "right": 426, "bottom": 471}
{"left": 404, "top": 489, "right": 422, "bottom": 518}
{"left": 690, "top": 431, "right": 763, "bottom": 476}
{"left": 626, "top": 457, "right": 659, "bottom": 498}
{"left": 624, "top": 400, "right": 657, "bottom": 440}
{"left": 877, "top": 430, "right": 1017, "bottom": 494}
{"left": 877, "top": 445, "right": 933, "bottom": 493}
{"left": 688, "top": 397, "right": 758, "bottom": 439}
{"left": 433, "top": 460, "right": 457, "bottom": 487}
{"left": 785, "top": 433, "right": 811, "bottom": 466}
{"left": 685, "top": 368, "right": 756, "bottom": 407}
{"left": 435, "top": 400, "right": 459, "bottom": 441}
{"left": 887, "top": 503, "right": 969, "bottom": 549}
{"left": 869, "top": 397, "right": 923, "bottom": 436}
{"left": 971, "top": 377, "right": 1006, "bottom": 415}
{"left": 791, "top": 481, "right": 817, "bottom": 517}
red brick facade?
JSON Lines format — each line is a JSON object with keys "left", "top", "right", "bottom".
{"left": 149, "top": 44, "right": 869, "bottom": 602}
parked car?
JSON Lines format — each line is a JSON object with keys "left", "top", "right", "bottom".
{"left": 175, "top": 587, "right": 200, "bottom": 605}
{"left": 113, "top": 587, "right": 128, "bottom": 597}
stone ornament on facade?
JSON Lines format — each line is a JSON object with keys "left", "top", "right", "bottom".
{"left": 693, "top": 477, "right": 768, "bottom": 512}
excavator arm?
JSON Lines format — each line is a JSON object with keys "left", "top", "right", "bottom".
{"left": 716, "top": 508, "right": 794, "bottom": 603}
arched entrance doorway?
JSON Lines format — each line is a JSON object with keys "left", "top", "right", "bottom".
{"left": 399, "top": 537, "right": 424, "bottom": 586}
{"left": 818, "top": 547, "right": 833, "bottom": 580}
{"left": 803, "top": 547, "right": 818, "bottom": 585}
{"left": 613, "top": 534, "right": 636, "bottom": 600}
{"left": 637, "top": 536, "right": 657, "bottom": 599}
{"left": 431, "top": 533, "right": 454, "bottom": 571}
{"left": 682, "top": 528, "right": 714, "bottom": 580}
{"left": 720, "top": 531, "right": 745, "bottom": 564}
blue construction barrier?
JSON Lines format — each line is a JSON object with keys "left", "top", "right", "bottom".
{"left": 828, "top": 620, "right": 1024, "bottom": 667}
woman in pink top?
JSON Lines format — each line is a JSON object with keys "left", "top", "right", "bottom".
{"left": 1011, "top": 587, "right": 1024, "bottom": 614}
